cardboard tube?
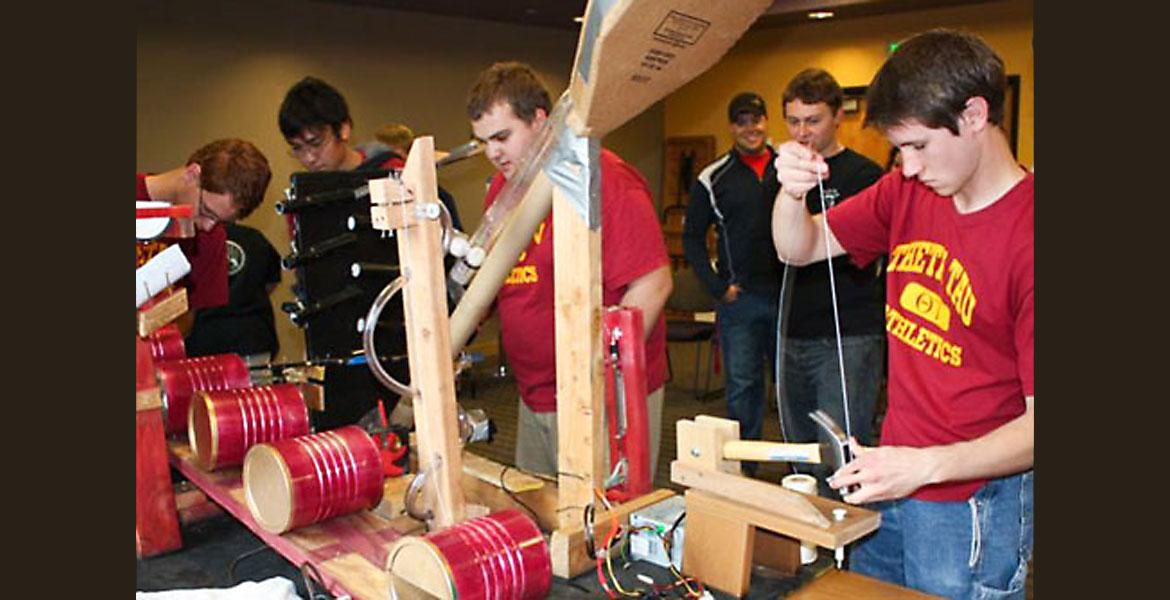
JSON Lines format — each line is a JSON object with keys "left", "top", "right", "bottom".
{"left": 448, "top": 172, "right": 554, "bottom": 356}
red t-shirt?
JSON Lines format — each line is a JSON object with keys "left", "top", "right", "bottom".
{"left": 738, "top": 148, "right": 772, "bottom": 180}
{"left": 827, "top": 171, "right": 1034, "bottom": 502}
{"left": 136, "top": 173, "right": 229, "bottom": 311}
{"left": 485, "top": 149, "right": 670, "bottom": 413}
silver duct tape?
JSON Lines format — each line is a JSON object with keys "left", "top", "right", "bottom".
{"left": 543, "top": 125, "right": 601, "bottom": 230}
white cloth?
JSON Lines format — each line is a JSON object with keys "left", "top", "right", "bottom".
{"left": 135, "top": 576, "right": 302, "bottom": 600}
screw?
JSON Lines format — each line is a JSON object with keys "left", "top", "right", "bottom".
{"left": 690, "top": 447, "right": 701, "bottom": 457}
{"left": 832, "top": 508, "right": 847, "bottom": 521}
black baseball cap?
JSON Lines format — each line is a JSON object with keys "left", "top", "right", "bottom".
{"left": 728, "top": 92, "right": 767, "bottom": 121}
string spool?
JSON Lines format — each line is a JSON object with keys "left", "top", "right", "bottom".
{"left": 147, "top": 323, "right": 186, "bottom": 363}
{"left": 781, "top": 473, "right": 820, "bottom": 564}
{"left": 187, "top": 384, "right": 310, "bottom": 471}
{"left": 243, "top": 425, "right": 384, "bottom": 534}
{"left": 386, "top": 508, "right": 551, "bottom": 600}
{"left": 156, "top": 354, "right": 251, "bottom": 436}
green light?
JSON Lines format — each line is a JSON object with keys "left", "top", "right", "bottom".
{"left": 888, "top": 42, "right": 900, "bottom": 54}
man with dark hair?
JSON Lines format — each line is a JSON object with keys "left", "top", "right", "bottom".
{"left": 682, "top": 91, "right": 782, "bottom": 475}
{"left": 278, "top": 76, "right": 462, "bottom": 228}
{"left": 137, "top": 138, "right": 273, "bottom": 318}
{"left": 279, "top": 76, "right": 403, "bottom": 172}
{"left": 772, "top": 30, "right": 1032, "bottom": 598}
{"left": 776, "top": 69, "right": 885, "bottom": 496}
{"left": 467, "top": 61, "right": 673, "bottom": 476}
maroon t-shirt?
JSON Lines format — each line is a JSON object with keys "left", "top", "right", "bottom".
{"left": 486, "top": 149, "right": 670, "bottom": 413}
{"left": 827, "top": 171, "right": 1034, "bottom": 501}
{"left": 136, "top": 173, "right": 229, "bottom": 310}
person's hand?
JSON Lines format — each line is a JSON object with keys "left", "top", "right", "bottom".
{"left": 722, "top": 284, "right": 741, "bottom": 303}
{"left": 827, "top": 437, "right": 939, "bottom": 504}
{"left": 774, "top": 141, "right": 829, "bottom": 201}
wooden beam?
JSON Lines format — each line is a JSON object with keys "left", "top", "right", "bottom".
{"left": 672, "top": 460, "right": 832, "bottom": 529}
{"left": 552, "top": 184, "right": 605, "bottom": 531}
{"left": 372, "top": 136, "right": 465, "bottom": 530}
{"left": 681, "top": 485, "right": 878, "bottom": 551}
{"left": 549, "top": 488, "right": 675, "bottom": 579}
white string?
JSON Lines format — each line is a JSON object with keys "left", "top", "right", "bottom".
{"left": 814, "top": 162, "right": 854, "bottom": 443}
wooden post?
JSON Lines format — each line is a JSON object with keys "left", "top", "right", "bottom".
{"left": 552, "top": 183, "right": 604, "bottom": 530}
{"left": 370, "top": 136, "right": 465, "bottom": 529}
{"left": 135, "top": 335, "right": 182, "bottom": 557}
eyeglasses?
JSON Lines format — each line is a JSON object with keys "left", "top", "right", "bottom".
{"left": 287, "top": 132, "right": 336, "bottom": 158}
{"left": 196, "top": 188, "right": 231, "bottom": 227}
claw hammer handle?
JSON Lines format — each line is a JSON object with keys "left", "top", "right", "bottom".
{"left": 722, "top": 440, "right": 822, "bottom": 464}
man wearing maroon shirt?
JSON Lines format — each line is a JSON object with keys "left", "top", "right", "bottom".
{"left": 772, "top": 30, "right": 1032, "bottom": 598}
{"left": 137, "top": 138, "right": 272, "bottom": 328}
{"left": 467, "top": 62, "right": 673, "bottom": 477}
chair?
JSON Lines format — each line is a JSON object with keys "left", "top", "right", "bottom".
{"left": 665, "top": 265, "right": 720, "bottom": 400}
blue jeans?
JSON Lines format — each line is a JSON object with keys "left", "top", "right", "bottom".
{"left": 716, "top": 290, "right": 777, "bottom": 445}
{"left": 780, "top": 334, "right": 883, "bottom": 495}
{"left": 851, "top": 471, "right": 1034, "bottom": 599}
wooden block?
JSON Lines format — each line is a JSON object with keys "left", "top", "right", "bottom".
{"left": 789, "top": 569, "right": 942, "bottom": 599}
{"left": 136, "top": 408, "right": 182, "bottom": 557}
{"left": 683, "top": 490, "right": 754, "bottom": 597}
{"left": 137, "top": 287, "right": 188, "bottom": 337}
{"left": 549, "top": 488, "right": 675, "bottom": 579}
{"left": 676, "top": 416, "right": 740, "bottom": 473}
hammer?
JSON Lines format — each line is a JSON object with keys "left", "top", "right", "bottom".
{"left": 677, "top": 411, "right": 855, "bottom": 490}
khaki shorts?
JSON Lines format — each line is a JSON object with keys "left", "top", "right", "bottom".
{"left": 515, "top": 387, "right": 664, "bottom": 480}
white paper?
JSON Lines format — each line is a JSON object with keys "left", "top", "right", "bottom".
{"left": 136, "top": 244, "right": 191, "bottom": 307}
{"left": 137, "top": 200, "right": 174, "bottom": 240}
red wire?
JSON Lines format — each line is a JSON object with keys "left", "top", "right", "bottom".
{"left": 595, "top": 517, "right": 622, "bottom": 599}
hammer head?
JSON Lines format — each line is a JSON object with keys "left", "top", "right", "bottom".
{"left": 808, "top": 409, "right": 854, "bottom": 475}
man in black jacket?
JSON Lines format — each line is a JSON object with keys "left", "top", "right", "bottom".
{"left": 682, "top": 92, "right": 784, "bottom": 473}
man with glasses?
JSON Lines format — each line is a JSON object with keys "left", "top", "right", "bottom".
{"left": 136, "top": 138, "right": 273, "bottom": 327}
{"left": 278, "top": 76, "right": 461, "bottom": 228}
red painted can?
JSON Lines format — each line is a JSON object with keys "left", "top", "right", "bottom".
{"left": 188, "top": 384, "right": 310, "bottom": 471}
{"left": 147, "top": 323, "right": 186, "bottom": 363}
{"left": 157, "top": 354, "right": 252, "bottom": 436}
{"left": 387, "top": 509, "right": 551, "bottom": 600}
{"left": 243, "top": 426, "right": 384, "bottom": 534}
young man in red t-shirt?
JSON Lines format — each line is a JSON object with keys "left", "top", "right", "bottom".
{"left": 466, "top": 62, "right": 673, "bottom": 477}
{"left": 772, "top": 30, "right": 1032, "bottom": 598}
{"left": 137, "top": 139, "right": 272, "bottom": 326}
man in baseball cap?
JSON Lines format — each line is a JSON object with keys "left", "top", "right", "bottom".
{"left": 683, "top": 90, "right": 782, "bottom": 476}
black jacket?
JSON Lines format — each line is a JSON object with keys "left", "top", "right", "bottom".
{"left": 682, "top": 146, "right": 784, "bottom": 300}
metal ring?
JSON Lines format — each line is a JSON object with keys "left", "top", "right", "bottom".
{"left": 404, "top": 467, "right": 435, "bottom": 522}
{"left": 362, "top": 276, "right": 412, "bottom": 397}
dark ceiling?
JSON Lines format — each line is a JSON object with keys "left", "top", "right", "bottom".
{"left": 319, "top": 0, "right": 1008, "bottom": 30}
